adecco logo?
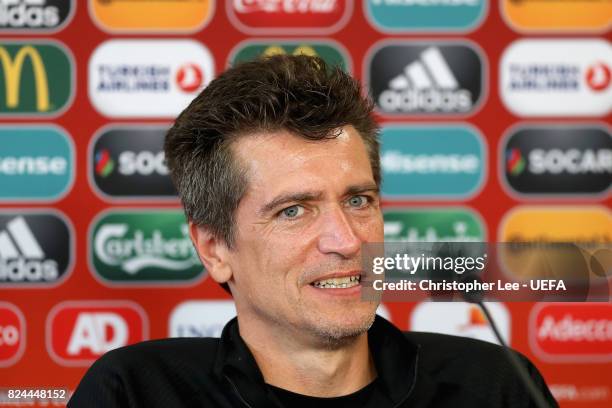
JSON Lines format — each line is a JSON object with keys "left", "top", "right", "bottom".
{"left": 529, "top": 303, "right": 612, "bottom": 362}
{"left": 46, "top": 301, "right": 148, "bottom": 366}
{"left": 0, "top": 0, "right": 75, "bottom": 32}
{"left": 500, "top": 39, "right": 612, "bottom": 117}
{"left": 501, "top": 124, "right": 611, "bottom": 197}
{"left": 380, "top": 125, "right": 486, "bottom": 199}
{"left": 411, "top": 302, "right": 510, "bottom": 345}
{"left": 502, "top": 0, "right": 611, "bottom": 33}
{"left": 365, "top": 0, "right": 487, "bottom": 33}
{"left": 0, "top": 302, "right": 25, "bottom": 367}
{"left": 169, "top": 300, "right": 236, "bottom": 338}
{"left": 0, "top": 126, "right": 74, "bottom": 201}
{"left": 89, "top": 125, "right": 177, "bottom": 201}
{"left": 366, "top": 41, "right": 486, "bottom": 116}
{"left": 0, "top": 41, "right": 74, "bottom": 116}
{"left": 227, "top": 0, "right": 352, "bottom": 34}
{"left": 89, "top": 209, "right": 204, "bottom": 286}
{"left": 384, "top": 208, "right": 486, "bottom": 242}
{"left": 0, "top": 210, "right": 74, "bottom": 287}
{"left": 229, "top": 39, "right": 352, "bottom": 72}
{"left": 89, "top": 0, "right": 213, "bottom": 33}
{"left": 88, "top": 40, "right": 214, "bottom": 118}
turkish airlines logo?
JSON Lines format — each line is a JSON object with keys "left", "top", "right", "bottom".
{"left": 411, "top": 302, "right": 511, "bottom": 345}
{"left": 227, "top": 0, "right": 351, "bottom": 34}
{"left": 0, "top": 302, "right": 25, "bottom": 367}
{"left": 367, "top": 42, "right": 485, "bottom": 115}
{"left": 500, "top": 39, "right": 612, "bottom": 116}
{"left": 586, "top": 62, "right": 611, "bottom": 92}
{"left": 89, "top": 40, "right": 214, "bottom": 118}
{"left": 0, "top": 212, "right": 73, "bottom": 286}
{"left": 176, "top": 63, "right": 203, "bottom": 93}
{"left": 530, "top": 303, "right": 612, "bottom": 362}
{"left": 46, "top": 301, "right": 148, "bottom": 366}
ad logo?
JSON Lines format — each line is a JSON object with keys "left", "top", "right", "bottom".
{"left": 501, "top": 125, "right": 611, "bottom": 196}
{"left": 47, "top": 301, "right": 148, "bottom": 366}
{"left": 0, "top": 0, "right": 74, "bottom": 32}
{"left": 365, "top": 0, "right": 486, "bottom": 32}
{"left": 367, "top": 42, "right": 485, "bottom": 115}
{"left": 380, "top": 125, "right": 485, "bottom": 198}
{"left": 230, "top": 40, "right": 351, "bottom": 71}
{"left": 227, "top": 0, "right": 352, "bottom": 34}
{"left": 89, "top": 209, "right": 204, "bottom": 285}
{"left": 0, "top": 126, "right": 74, "bottom": 201}
{"left": 500, "top": 39, "right": 612, "bottom": 116}
{"left": 411, "top": 302, "right": 510, "bottom": 345}
{"left": 89, "top": 125, "right": 177, "bottom": 200}
{"left": 0, "top": 302, "right": 25, "bottom": 367}
{"left": 0, "top": 211, "right": 73, "bottom": 286}
{"left": 0, "top": 41, "right": 73, "bottom": 116}
{"left": 530, "top": 303, "right": 612, "bottom": 362}
{"left": 384, "top": 208, "right": 486, "bottom": 242}
{"left": 169, "top": 300, "right": 236, "bottom": 338}
{"left": 88, "top": 40, "right": 214, "bottom": 118}
{"left": 89, "top": 0, "right": 213, "bottom": 33}
{"left": 502, "top": 0, "right": 611, "bottom": 32}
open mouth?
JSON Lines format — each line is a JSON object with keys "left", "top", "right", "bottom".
{"left": 311, "top": 275, "right": 361, "bottom": 289}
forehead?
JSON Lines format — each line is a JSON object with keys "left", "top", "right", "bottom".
{"left": 231, "top": 126, "right": 373, "bottom": 190}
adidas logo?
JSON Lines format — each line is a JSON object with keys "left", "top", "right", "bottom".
{"left": 0, "top": 216, "right": 58, "bottom": 282}
{"left": 378, "top": 47, "right": 473, "bottom": 113}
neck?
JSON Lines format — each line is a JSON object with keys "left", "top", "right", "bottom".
{"left": 237, "top": 315, "right": 377, "bottom": 397}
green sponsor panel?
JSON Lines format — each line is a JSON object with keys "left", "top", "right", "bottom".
{"left": 0, "top": 42, "right": 73, "bottom": 115}
{"left": 231, "top": 42, "right": 349, "bottom": 71}
{"left": 91, "top": 210, "right": 204, "bottom": 284}
{"left": 383, "top": 208, "right": 485, "bottom": 242}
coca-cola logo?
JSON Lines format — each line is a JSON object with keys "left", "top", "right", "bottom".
{"left": 529, "top": 303, "right": 612, "bottom": 362}
{"left": 227, "top": 0, "right": 351, "bottom": 34}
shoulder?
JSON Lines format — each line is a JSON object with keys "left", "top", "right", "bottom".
{"left": 406, "top": 331, "right": 529, "bottom": 377}
{"left": 404, "top": 331, "right": 557, "bottom": 406}
{"left": 68, "top": 338, "right": 222, "bottom": 407}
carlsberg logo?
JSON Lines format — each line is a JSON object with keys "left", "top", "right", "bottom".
{"left": 90, "top": 211, "right": 204, "bottom": 284}
{"left": 94, "top": 224, "right": 197, "bottom": 274}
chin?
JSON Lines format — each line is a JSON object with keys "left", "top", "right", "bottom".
{"left": 306, "top": 304, "right": 377, "bottom": 342}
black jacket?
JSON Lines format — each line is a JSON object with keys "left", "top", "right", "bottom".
{"left": 68, "top": 315, "right": 558, "bottom": 407}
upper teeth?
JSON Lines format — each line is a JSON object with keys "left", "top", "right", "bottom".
{"left": 312, "top": 275, "right": 360, "bottom": 288}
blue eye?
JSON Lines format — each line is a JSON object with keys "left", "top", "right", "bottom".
{"left": 280, "top": 205, "right": 304, "bottom": 218}
{"left": 348, "top": 195, "right": 368, "bottom": 207}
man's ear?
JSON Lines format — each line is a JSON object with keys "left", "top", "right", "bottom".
{"left": 189, "top": 222, "right": 233, "bottom": 284}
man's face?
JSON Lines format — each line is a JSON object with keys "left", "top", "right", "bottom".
{"left": 226, "top": 125, "right": 383, "bottom": 343}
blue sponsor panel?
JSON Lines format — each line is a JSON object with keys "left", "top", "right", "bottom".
{"left": 365, "top": 0, "right": 487, "bottom": 32}
{"left": 0, "top": 126, "right": 74, "bottom": 201}
{"left": 380, "top": 125, "right": 486, "bottom": 198}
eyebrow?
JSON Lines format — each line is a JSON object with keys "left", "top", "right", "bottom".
{"left": 258, "top": 182, "right": 379, "bottom": 216}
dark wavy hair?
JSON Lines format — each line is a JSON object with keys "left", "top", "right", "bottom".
{"left": 165, "top": 54, "right": 380, "bottom": 248}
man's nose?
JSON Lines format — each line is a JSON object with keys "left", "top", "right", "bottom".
{"left": 317, "top": 206, "right": 362, "bottom": 258}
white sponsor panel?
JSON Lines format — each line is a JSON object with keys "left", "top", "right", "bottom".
{"left": 89, "top": 40, "right": 214, "bottom": 117}
{"left": 500, "top": 39, "right": 612, "bottom": 116}
{"left": 169, "top": 300, "right": 236, "bottom": 338}
{"left": 410, "top": 301, "right": 510, "bottom": 345}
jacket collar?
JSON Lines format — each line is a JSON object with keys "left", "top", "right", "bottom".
{"left": 213, "top": 315, "right": 430, "bottom": 407}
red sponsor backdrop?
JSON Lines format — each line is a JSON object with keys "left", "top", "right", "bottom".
{"left": 1, "top": 1, "right": 611, "bottom": 407}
